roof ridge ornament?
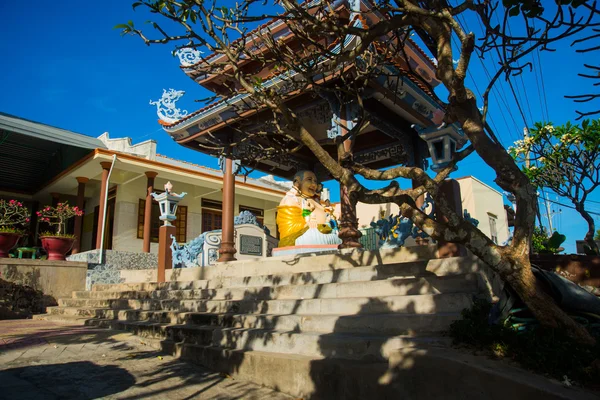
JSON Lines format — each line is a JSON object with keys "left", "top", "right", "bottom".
{"left": 150, "top": 89, "right": 188, "bottom": 124}
{"left": 176, "top": 47, "right": 204, "bottom": 66}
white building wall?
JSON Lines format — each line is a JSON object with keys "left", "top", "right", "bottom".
{"left": 457, "top": 177, "right": 510, "bottom": 245}
{"left": 111, "top": 177, "right": 279, "bottom": 253}
{"left": 355, "top": 202, "right": 400, "bottom": 229}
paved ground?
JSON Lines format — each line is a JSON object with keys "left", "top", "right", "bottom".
{"left": 0, "top": 319, "right": 293, "bottom": 400}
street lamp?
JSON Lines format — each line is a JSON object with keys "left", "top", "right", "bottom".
{"left": 413, "top": 122, "right": 467, "bottom": 172}
{"left": 151, "top": 181, "right": 187, "bottom": 226}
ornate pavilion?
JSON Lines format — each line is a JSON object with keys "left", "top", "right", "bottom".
{"left": 150, "top": 0, "right": 467, "bottom": 260}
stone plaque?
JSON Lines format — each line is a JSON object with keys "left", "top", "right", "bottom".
{"left": 240, "top": 235, "right": 263, "bottom": 256}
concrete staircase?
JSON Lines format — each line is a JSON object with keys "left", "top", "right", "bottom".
{"left": 36, "top": 247, "right": 584, "bottom": 399}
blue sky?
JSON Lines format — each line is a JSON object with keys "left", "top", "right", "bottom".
{"left": 0, "top": 0, "right": 598, "bottom": 253}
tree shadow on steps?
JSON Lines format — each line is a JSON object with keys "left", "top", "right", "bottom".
{"left": 306, "top": 294, "right": 477, "bottom": 400}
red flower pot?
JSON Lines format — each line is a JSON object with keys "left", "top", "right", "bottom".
{"left": 41, "top": 236, "right": 74, "bottom": 261}
{"left": 0, "top": 232, "right": 21, "bottom": 258}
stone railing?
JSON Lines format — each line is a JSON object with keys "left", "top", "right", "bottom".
{"left": 171, "top": 223, "right": 278, "bottom": 268}
{"left": 68, "top": 250, "right": 158, "bottom": 290}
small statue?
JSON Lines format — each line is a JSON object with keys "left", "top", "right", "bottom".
{"left": 277, "top": 171, "right": 340, "bottom": 247}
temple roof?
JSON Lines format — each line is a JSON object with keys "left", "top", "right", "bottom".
{"left": 152, "top": 0, "right": 459, "bottom": 180}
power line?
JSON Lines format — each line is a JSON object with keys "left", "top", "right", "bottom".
{"left": 456, "top": 13, "right": 521, "bottom": 144}
{"left": 467, "top": 13, "right": 522, "bottom": 143}
{"left": 448, "top": 25, "right": 506, "bottom": 147}
{"left": 532, "top": 20, "right": 551, "bottom": 122}
{"left": 488, "top": 14, "right": 532, "bottom": 132}
{"left": 531, "top": 49, "right": 548, "bottom": 123}
{"left": 505, "top": 18, "right": 535, "bottom": 125}
{"left": 543, "top": 198, "right": 600, "bottom": 217}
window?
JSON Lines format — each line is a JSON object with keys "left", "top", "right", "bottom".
{"left": 488, "top": 213, "right": 498, "bottom": 244}
{"left": 239, "top": 205, "right": 264, "bottom": 225}
{"left": 137, "top": 199, "right": 187, "bottom": 243}
{"left": 202, "top": 199, "right": 222, "bottom": 232}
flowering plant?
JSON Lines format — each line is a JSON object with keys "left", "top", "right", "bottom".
{"left": 0, "top": 199, "right": 30, "bottom": 234}
{"left": 509, "top": 118, "right": 600, "bottom": 254}
{"left": 36, "top": 202, "right": 84, "bottom": 237}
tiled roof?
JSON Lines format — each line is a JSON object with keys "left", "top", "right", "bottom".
{"left": 182, "top": 1, "right": 436, "bottom": 73}
{"left": 163, "top": 4, "right": 442, "bottom": 131}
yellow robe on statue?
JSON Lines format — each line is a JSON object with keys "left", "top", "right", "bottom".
{"left": 276, "top": 205, "right": 334, "bottom": 247}
{"left": 277, "top": 205, "right": 308, "bottom": 247}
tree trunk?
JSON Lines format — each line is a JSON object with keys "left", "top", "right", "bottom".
{"left": 500, "top": 253, "right": 595, "bottom": 345}
{"left": 440, "top": 94, "right": 595, "bottom": 343}
{"left": 461, "top": 228, "right": 596, "bottom": 345}
{"left": 575, "top": 202, "right": 599, "bottom": 254}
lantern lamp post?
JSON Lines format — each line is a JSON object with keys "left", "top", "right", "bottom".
{"left": 151, "top": 181, "right": 187, "bottom": 226}
{"left": 151, "top": 181, "right": 186, "bottom": 283}
{"left": 413, "top": 123, "right": 467, "bottom": 172}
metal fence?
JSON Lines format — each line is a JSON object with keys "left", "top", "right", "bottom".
{"left": 359, "top": 227, "right": 378, "bottom": 251}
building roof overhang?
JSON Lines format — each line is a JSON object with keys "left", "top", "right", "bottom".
{"left": 0, "top": 112, "right": 107, "bottom": 194}
{"left": 38, "top": 148, "right": 286, "bottom": 202}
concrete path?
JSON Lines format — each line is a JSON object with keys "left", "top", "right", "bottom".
{"left": 0, "top": 319, "right": 293, "bottom": 400}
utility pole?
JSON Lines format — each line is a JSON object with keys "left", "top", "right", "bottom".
{"left": 542, "top": 190, "right": 554, "bottom": 232}
{"left": 524, "top": 127, "right": 544, "bottom": 229}
{"left": 524, "top": 127, "right": 530, "bottom": 169}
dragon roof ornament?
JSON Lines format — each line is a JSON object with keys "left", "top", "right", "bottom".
{"left": 150, "top": 89, "right": 188, "bottom": 124}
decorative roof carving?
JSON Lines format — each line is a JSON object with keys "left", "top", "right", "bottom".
{"left": 150, "top": 89, "right": 188, "bottom": 124}
{"left": 176, "top": 48, "right": 204, "bottom": 66}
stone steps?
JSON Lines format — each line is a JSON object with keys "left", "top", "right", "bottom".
{"left": 159, "top": 343, "right": 595, "bottom": 400}
{"left": 70, "top": 310, "right": 459, "bottom": 335}
{"left": 53, "top": 292, "right": 474, "bottom": 316}
{"left": 82, "top": 318, "right": 450, "bottom": 361}
{"left": 158, "top": 245, "right": 441, "bottom": 282}
{"left": 40, "top": 252, "right": 507, "bottom": 399}
{"left": 90, "top": 255, "right": 483, "bottom": 293}
{"left": 73, "top": 274, "right": 478, "bottom": 301}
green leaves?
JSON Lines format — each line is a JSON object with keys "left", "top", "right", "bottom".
{"left": 547, "top": 231, "right": 566, "bottom": 251}
{"left": 502, "top": 0, "right": 545, "bottom": 18}
{"left": 532, "top": 226, "right": 565, "bottom": 254}
{"left": 114, "top": 20, "right": 136, "bottom": 36}
{"left": 509, "top": 6, "right": 521, "bottom": 17}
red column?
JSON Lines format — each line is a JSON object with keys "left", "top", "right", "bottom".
{"left": 72, "top": 177, "right": 88, "bottom": 254}
{"left": 217, "top": 158, "right": 237, "bottom": 262}
{"left": 143, "top": 172, "right": 158, "bottom": 252}
{"left": 95, "top": 162, "right": 112, "bottom": 250}
{"left": 157, "top": 224, "right": 176, "bottom": 283}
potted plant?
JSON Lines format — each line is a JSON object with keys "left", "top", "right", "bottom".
{"left": 0, "top": 199, "right": 30, "bottom": 258}
{"left": 37, "top": 202, "right": 83, "bottom": 261}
